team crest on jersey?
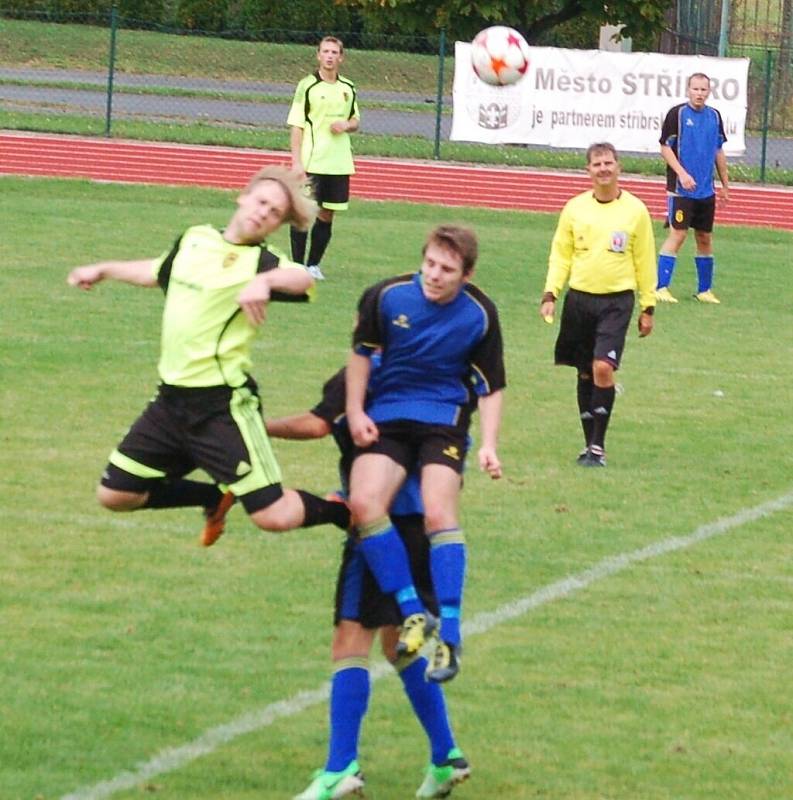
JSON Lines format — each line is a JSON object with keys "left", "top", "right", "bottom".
{"left": 223, "top": 252, "right": 239, "bottom": 269}
{"left": 343, "top": 91, "right": 350, "bottom": 101}
{"left": 392, "top": 314, "right": 410, "bottom": 329}
{"left": 609, "top": 231, "right": 628, "bottom": 253}
{"left": 442, "top": 445, "right": 461, "bottom": 461}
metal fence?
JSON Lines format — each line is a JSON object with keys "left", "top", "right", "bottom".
{"left": 2, "top": 7, "right": 792, "bottom": 180}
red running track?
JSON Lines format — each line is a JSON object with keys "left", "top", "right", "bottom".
{"left": 3, "top": 131, "right": 793, "bottom": 229}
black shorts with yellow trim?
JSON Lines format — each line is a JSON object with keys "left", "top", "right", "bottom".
{"left": 357, "top": 419, "right": 468, "bottom": 475}
{"left": 666, "top": 194, "right": 716, "bottom": 232}
{"left": 554, "top": 289, "right": 634, "bottom": 373}
{"left": 307, "top": 173, "right": 350, "bottom": 211}
{"left": 100, "top": 381, "right": 284, "bottom": 513}
{"left": 334, "top": 513, "right": 438, "bottom": 628}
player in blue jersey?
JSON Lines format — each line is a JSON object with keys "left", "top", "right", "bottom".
{"left": 655, "top": 73, "right": 730, "bottom": 304}
{"left": 345, "top": 224, "right": 506, "bottom": 684}
{"left": 267, "top": 366, "right": 471, "bottom": 799}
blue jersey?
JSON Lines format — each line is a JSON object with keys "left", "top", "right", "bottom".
{"left": 352, "top": 272, "right": 505, "bottom": 428}
{"left": 660, "top": 103, "right": 726, "bottom": 199}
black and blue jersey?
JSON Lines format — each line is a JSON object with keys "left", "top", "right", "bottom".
{"left": 352, "top": 272, "right": 505, "bottom": 428}
{"left": 660, "top": 102, "right": 727, "bottom": 199}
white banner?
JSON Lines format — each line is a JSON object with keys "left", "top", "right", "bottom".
{"left": 451, "top": 44, "right": 749, "bottom": 155}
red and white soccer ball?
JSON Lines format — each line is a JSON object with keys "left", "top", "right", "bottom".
{"left": 470, "top": 26, "right": 530, "bottom": 86}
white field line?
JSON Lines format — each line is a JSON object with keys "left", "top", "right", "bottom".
{"left": 60, "top": 491, "right": 793, "bottom": 800}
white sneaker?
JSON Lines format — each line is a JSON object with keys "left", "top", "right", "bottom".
{"left": 306, "top": 265, "right": 326, "bottom": 280}
{"left": 293, "top": 761, "right": 364, "bottom": 800}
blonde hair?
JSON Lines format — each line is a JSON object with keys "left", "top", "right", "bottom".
{"left": 319, "top": 35, "right": 344, "bottom": 54}
{"left": 243, "top": 165, "right": 318, "bottom": 231}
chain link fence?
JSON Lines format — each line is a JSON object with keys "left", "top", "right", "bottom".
{"left": 1, "top": 7, "right": 792, "bottom": 181}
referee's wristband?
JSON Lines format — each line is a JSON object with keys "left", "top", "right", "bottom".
{"left": 541, "top": 292, "right": 556, "bottom": 304}
{"left": 641, "top": 306, "right": 655, "bottom": 316}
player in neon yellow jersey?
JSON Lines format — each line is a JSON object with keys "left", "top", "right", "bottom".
{"left": 288, "top": 35, "right": 360, "bottom": 280}
{"left": 67, "top": 166, "right": 351, "bottom": 543}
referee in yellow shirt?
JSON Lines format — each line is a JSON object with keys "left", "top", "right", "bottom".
{"left": 540, "top": 143, "right": 656, "bottom": 467}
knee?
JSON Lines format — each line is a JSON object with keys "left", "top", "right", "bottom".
{"left": 348, "top": 493, "right": 385, "bottom": 526}
{"left": 592, "top": 359, "right": 615, "bottom": 386}
{"left": 423, "top": 508, "right": 445, "bottom": 532}
{"left": 96, "top": 484, "right": 144, "bottom": 511}
{"left": 250, "top": 508, "right": 291, "bottom": 532}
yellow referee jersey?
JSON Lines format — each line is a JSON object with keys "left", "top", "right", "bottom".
{"left": 544, "top": 189, "right": 657, "bottom": 311}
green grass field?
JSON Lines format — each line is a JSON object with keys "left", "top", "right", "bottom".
{"left": 2, "top": 175, "right": 793, "bottom": 800}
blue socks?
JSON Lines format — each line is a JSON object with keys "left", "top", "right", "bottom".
{"left": 429, "top": 529, "right": 466, "bottom": 646}
{"left": 695, "top": 255, "right": 714, "bottom": 293}
{"left": 358, "top": 519, "right": 424, "bottom": 618}
{"left": 657, "top": 252, "right": 677, "bottom": 289}
{"left": 326, "top": 661, "right": 370, "bottom": 772}
{"left": 398, "top": 656, "right": 455, "bottom": 765}
{"left": 659, "top": 252, "right": 716, "bottom": 293}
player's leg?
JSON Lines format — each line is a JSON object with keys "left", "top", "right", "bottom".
{"left": 585, "top": 292, "right": 634, "bottom": 466}
{"left": 306, "top": 174, "right": 349, "bottom": 278}
{"left": 656, "top": 197, "right": 690, "bottom": 302}
{"left": 576, "top": 369, "right": 594, "bottom": 460}
{"left": 381, "top": 626, "right": 470, "bottom": 797}
{"left": 692, "top": 198, "right": 719, "bottom": 302}
{"left": 587, "top": 358, "right": 616, "bottom": 466}
{"left": 420, "top": 452, "right": 465, "bottom": 683}
{"left": 306, "top": 208, "right": 334, "bottom": 278}
{"left": 294, "top": 625, "right": 371, "bottom": 800}
{"left": 295, "top": 536, "right": 381, "bottom": 800}
{"left": 97, "top": 393, "right": 223, "bottom": 518}
{"left": 348, "top": 450, "right": 429, "bottom": 632}
{"left": 196, "top": 384, "right": 349, "bottom": 544}
{"left": 374, "top": 513, "right": 469, "bottom": 795}
{"left": 555, "top": 290, "right": 597, "bottom": 464}
{"left": 289, "top": 175, "right": 317, "bottom": 266}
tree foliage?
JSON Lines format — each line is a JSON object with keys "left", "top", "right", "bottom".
{"left": 339, "top": 0, "right": 674, "bottom": 47}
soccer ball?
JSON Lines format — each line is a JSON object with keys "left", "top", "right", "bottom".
{"left": 470, "top": 26, "right": 530, "bottom": 86}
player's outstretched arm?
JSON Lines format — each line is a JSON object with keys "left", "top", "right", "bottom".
{"left": 67, "top": 259, "right": 157, "bottom": 290}
{"left": 266, "top": 412, "right": 331, "bottom": 440}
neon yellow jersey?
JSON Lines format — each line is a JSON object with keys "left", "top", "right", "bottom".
{"left": 151, "top": 225, "right": 307, "bottom": 387}
{"left": 287, "top": 72, "right": 359, "bottom": 175}
{"left": 545, "top": 189, "right": 657, "bottom": 311}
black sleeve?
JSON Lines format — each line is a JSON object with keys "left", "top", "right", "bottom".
{"left": 466, "top": 287, "right": 506, "bottom": 396}
{"left": 715, "top": 108, "right": 727, "bottom": 144}
{"left": 310, "top": 369, "right": 346, "bottom": 424}
{"left": 659, "top": 105, "right": 679, "bottom": 147}
{"left": 352, "top": 282, "right": 386, "bottom": 351}
{"left": 156, "top": 234, "right": 183, "bottom": 294}
{"left": 257, "top": 246, "right": 310, "bottom": 303}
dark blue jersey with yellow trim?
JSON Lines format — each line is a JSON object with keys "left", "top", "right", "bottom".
{"left": 660, "top": 102, "right": 726, "bottom": 199}
{"left": 352, "top": 272, "right": 505, "bottom": 427}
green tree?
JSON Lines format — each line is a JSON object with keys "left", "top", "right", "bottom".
{"left": 341, "top": 0, "right": 673, "bottom": 45}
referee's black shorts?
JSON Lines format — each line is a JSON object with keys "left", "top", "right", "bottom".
{"left": 554, "top": 288, "right": 634, "bottom": 372}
